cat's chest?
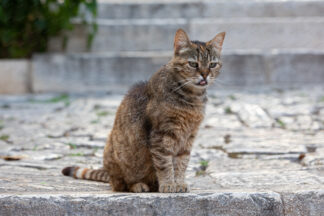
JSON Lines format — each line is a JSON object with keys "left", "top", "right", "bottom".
{"left": 167, "top": 105, "right": 204, "bottom": 132}
{"left": 149, "top": 101, "right": 205, "bottom": 131}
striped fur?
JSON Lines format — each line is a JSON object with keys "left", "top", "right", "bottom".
{"left": 62, "top": 166, "right": 109, "bottom": 183}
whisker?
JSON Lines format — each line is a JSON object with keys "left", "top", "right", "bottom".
{"left": 172, "top": 80, "right": 192, "bottom": 92}
{"left": 177, "top": 78, "right": 191, "bottom": 83}
{"left": 209, "top": 77, "right": 229, "bottom": 86}
{"left": 210, "top": 80, "right": 225, "bottom": 87}
{"left": 214, "top": 78, "right": 230, "bottom": 85}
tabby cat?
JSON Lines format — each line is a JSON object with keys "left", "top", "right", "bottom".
{"left": 62, "top": 29, "right": 225, "bottom": 193}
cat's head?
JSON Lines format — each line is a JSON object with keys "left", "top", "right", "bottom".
{"left": 171, "top": 29, "right": 225, "bottom": 89}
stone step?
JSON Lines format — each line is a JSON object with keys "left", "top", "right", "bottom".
{"left": 1, "top": 191, "right": 323, "bottom": 216}
{"left": 96, "top": 0, "right": 324, "bottom": 19}
{"left": 49, "top": 17, "right": 324, "bottom": 52}
{"left": 32, "top": 50, "right": 324, "bottom": 93}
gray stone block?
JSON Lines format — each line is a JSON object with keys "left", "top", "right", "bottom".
{"left": 221, "top": 50, "right": 324, "bottom": 86}
{"left": 190, "top": 17, "right": 324, "bottom": 51}
{"left": 51, "top": 17, "right": 324, "bottom": 52}
{"left": 92, "top": 19, "right": 188, "bottom": 52}
{"left": 0, "top": 60, "right": 31, "bottom": 94}
{"left": 97, "top": 0, "right": 324, "bottom": 19}
{"left": 1, "top": 191, "right": 323, "bottom": 215}
{"left": 32, "top": 52, "right": 171, "bottom": 93}
{"left": 32, "top": 51, "right": 324, "bottom": 93}
{"left": 0, "top": 192, "right": 284, "bottom": 216}
{"left": 282, "top": 190, "right": 324, "bottom": 216}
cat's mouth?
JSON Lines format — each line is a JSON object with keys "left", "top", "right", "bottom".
{"left": 196, "top": 80, "right": 208, "bottom": 86}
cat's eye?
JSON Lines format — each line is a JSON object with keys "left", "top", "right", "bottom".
{"left": 209, "top": 63, "right": 218, "bottom": 68}
{"left": 188, "top": 61, "right": 199, "bottom": 68}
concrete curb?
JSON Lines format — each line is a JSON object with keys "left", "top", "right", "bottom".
{"left": 0, "top": 192, "right": 284, "bottom": 216}
{"left": 0, "top": 191, "right": 323, "bottom": 216}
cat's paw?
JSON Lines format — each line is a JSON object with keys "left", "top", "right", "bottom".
{"left": 130, "top": 183, "right": 150, "bottom": 193}
{"left": 159, "top": 183, "right": 176, "bottom": 193}
{"left": 175, "top": 182, "right": 190, "bottom": 193}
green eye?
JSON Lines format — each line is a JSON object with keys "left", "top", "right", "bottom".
{"left": 189, "top": 61, "right": 199, "bottom": 68}
{"left": 209, "top": 63, "right": 217, "bottom": 68}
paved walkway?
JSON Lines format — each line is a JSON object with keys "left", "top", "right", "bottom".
{"left": 0, "top": 86, "right": 323, "bottom": 215}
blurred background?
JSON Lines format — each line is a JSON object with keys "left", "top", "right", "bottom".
{"left": 1, "top": 0, "right": 324, "bottom": 94}
{"left": 0, "top": 1, "right": 324, "bottom": 205}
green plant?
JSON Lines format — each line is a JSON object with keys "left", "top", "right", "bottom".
{"left": 0, "top": 134, "right": 9, "bottom": 141}
{"left": 199, "top": 160, "right": 209, "bottom": 169}
{"left": 96, "top": 111, "right": 110, "bottom": 117}
{"left": 66, "top": 142, "right": 78, "bottom": 149}
{"left": 0, "top": 0, "right": 97, "bottom": 58}
{"left": 224, "top": 106, "right": 233, "bottom": 114}
{"left": 29, "top": 93, "right": 70, "bottom": 106}
{"left": 275, "top": 118, "right": 286, "bottom": 129}
{"left": 195, "top": 160, "right": 209, "bottom": 176}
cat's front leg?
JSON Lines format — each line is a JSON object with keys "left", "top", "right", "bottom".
{"left": 173, "top": 134, "right": 195, "bottom": 192}
{"left": 150, "top": 132, "right": 176, "bottom": 193}
{"left": 173, "top": 152, "right": 190, "bottom": 192}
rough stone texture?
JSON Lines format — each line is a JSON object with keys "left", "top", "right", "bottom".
{"left": 50, "top": 17, "right": 324, "bottom": 52}
{"left": 49, "top": 0, "right": 324, "bottom": 53}
{"left": 32, "top": 52, "right": 170, "bottom": 93}
{"left": 0, "top": 60, "right": 31, "bottom": 94}
{"left": 32, "top": 51, "right": 324, "bottom": 92}
{"left": 0, "top": 87, "right": 323, "bottom": 215}
{"left": 97, "top": 0, "right": 324, "bottom": 19}
{"left": 0, "top": 192, "right": 284, "bottom": 216}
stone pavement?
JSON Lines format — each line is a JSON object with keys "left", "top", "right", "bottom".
{"left": 0, "top": 86, "right": 324, "bottom": 215}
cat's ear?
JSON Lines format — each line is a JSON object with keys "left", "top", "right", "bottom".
{"left": 174, "top": 29, "right": 191, "bottom": 54}
{"left": 207, "top": 32, "right": 226, "bottom": 53}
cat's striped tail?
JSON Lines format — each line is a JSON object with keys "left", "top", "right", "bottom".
{"left": 62, "top": 166, "right": 110, "bottom": 183}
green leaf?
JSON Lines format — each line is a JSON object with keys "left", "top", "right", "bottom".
{"left": 0, "top": 0, "right": 97, "bottom": 58}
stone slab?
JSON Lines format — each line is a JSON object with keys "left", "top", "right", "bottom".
{"left": 0, "top": 60, "right": 31, "bottom": 94}
{"left": 32, "top": 51, "right": 324, "bottom": 93}
{"left": 96, "top": 0, "right": 324, "bottom": 19}
{"left": 49, "top": 17, "right": 324, "bottom": 52}
{"left": 0, "top": 192, "right": 285, "bottom": 216}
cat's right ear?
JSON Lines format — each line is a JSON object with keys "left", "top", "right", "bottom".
{"left": 174, "top": 29, "right": 190, "bottom": 55}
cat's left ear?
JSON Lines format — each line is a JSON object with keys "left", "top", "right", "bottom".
{"left": 207, "top": 32, "right": 226, "bottom": 53}
{"left": 174, "top": 29, "right": 191, "bottom": 54}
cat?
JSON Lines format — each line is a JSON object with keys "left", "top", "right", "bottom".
{"left": 62, "top": 29, "right": 225, "bottom": 193}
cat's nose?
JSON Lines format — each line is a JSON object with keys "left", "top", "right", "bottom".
{"left": 198, "top": 75, "right": 208, "bottom": 86}
{"left": 201, "top": 71, "right": 209, "bottom": 79}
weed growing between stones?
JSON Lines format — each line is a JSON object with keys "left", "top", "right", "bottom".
{"left": 90, "top": 119, "right": 100, "bottom": 124}
{"left": 196, "top": 160, "right": 209, "bottom": 176}
{"left": 0, "top": 134, "right": 9, "bottom": 141}
{"left": 66, "top": 143, "right": 78, "bottom": 149}
{"left": 228, "top": 95, "right": 237, "bottom": 101}
{"left": 29, "top": 94, "right": 70, "bottom": 107}
{"left": 225, "top": 106, "right": 234, "bottom": 115}
{"left": 0, "top": 120, "right": 4, "bottom": 131}
{"left": 68, "top": 153, "right": 84, "bottom": 157}
{"left": 96, "top": 111, "right": 110, "bottom": 117}
{"left": 275, "top": 118, "right": 286, "bottom": 129}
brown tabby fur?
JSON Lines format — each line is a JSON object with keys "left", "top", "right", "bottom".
{"left": 62, "top": 29, "right": 225, "bottom": 193}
